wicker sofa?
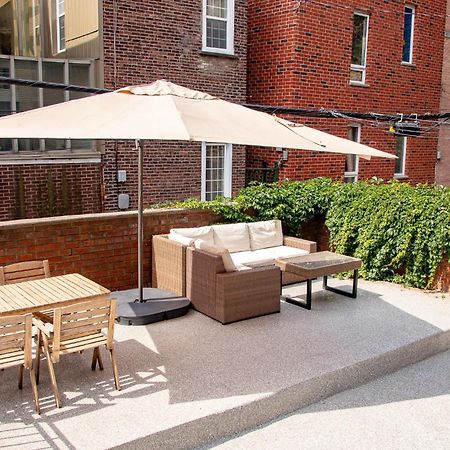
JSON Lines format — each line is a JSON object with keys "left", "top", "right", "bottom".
{"left": 152, "top": 220, "right": 317, "bottom": 295}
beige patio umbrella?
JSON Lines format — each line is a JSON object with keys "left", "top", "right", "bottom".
{"left": 0, "top": 80, "right": 395, "bottom": 303}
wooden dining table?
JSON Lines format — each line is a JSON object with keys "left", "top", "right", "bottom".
{"left": 0, "top": 273, "right": 111, "bottom": 317}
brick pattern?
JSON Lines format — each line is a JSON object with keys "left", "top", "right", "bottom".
{"left": 101, "top": 0, "right": 248, "bottom": 210}
{"left": 0, "top": 164, "right": 102, "bottom": 221}
{"left": 0, "top": 209, "right": 447, "bottom": 292}
{"left": 247, "top": 0, "right": 446, "bottom": 184}
{"left": 0, "top": 209, "right": 218, "bottom": 292}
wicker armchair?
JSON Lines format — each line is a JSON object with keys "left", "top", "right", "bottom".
{"left": 186, "top": 247, "right": 281, "bottom": 324}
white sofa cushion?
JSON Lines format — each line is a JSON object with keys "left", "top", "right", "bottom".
{"left": 168, "top": 231, "right": 195, "bottom": 246}
{"left": 230, "top": 245, "right": 308, "bottom": 268}
{"left": 247, "top": 220, "right": 283, "bottom": 250}
{"left": 194, "top": 239, "right": 237, "bottom": 272}
{"left": 170, "top": 226, "right": 214, "bottom": 245}
{"left": 212, "top": 223, "right": 251, "bottom": 253}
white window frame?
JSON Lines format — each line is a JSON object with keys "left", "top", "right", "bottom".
{"left": 202, "top": 0, "right": 235, "bottom": 55}
{"left": 394, "top": 136, "right": 407, "bottom": 177}
{"left": 402, "top": 5, "right": 415, "bottom": 64}
{"left": 350, "top": 12, "right": 370, "bottom": 85}
{"left": 344, "top": 125, "right": 361, "bottom": 183}
{"left": 56, "top": 0, "right": 65, "bottom": 53}
{"left": 201, "top": 142, "right": 233, "bottom": 201}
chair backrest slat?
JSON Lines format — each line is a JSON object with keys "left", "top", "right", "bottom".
{"left": 0, "top": 260, "right": 50, "bottom": 285}
{"left": 0, "top": 315, "right": 32, "bottom": 368}
{"left": 51, "top": 298, "right": 115, "bottom": 361}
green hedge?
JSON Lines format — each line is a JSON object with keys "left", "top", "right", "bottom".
{"left": 161, "top": 178, "right": 450, "bottom": 289}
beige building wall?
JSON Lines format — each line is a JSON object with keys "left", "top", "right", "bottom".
{"left": 437, "top": 0, "right": 450, "bottom": 185}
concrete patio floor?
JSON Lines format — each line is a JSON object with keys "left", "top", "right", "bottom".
{"left": 0, "top": 278, "right": 449, "bottom": 450}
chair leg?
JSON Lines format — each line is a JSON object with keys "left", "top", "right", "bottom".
{"left": 91, "top": 347, "right": 104, "bottom": 371}
{"left": 35, "top": 331, "right": 42, "bottom": 385}
{"left": 28, "top": 368, "right": 40, "bottom": 415}
{"left": 91, "top": 348, "right": 98, "bottom": 371}
{"left": 97, "top": 348, "right": 104, "bottom": 371}
{"left": 42, "top": 337, "right": 61, "bottom": 408}
{"left": 109, "top": 348, "right": 120, "bottom": 391}
{"left": 18, "top": 364, "right": 24, "bottom": 390}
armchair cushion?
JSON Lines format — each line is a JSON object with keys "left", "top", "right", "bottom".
{"left": 170, "top": 225, "right": 214, "bottom": 245}
{"left": 230, "top": 245, "right": 308, "bottom": 268}
{"left": 194, "top": 240, "right": 238, "bottom": 273}
{"left": 169, "top": 231, "right": 195, "bottom": 246}
{"left": 247, "top": 220, "right": 283, "bottom": 250}
{"left": 212, "top": 223, "right": 251, "bottom": 253}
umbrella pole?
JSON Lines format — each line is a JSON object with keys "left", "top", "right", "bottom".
{"left": 137, "top": 139, "right": 144, "bottom": 303}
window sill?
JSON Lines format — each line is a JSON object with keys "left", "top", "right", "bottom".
{"left": 394, "top": 174, "right": 409, "bottom": 180}
{"left": 349, "top": 81, "right": 370, "bottom": 88}
{"left": 0, "top": 152, "right": 101, "bottom": 165}
{"left": 200, "top": 50, "right": 238, "bottom": 59}
{"left": 401, "top": 62, "right": 416, "bottom": 67}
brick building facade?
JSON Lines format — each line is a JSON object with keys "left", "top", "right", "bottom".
{"left": 247, "top": 0, "right": 446, "bottom": 184}
{"left": 0, "top": 0, "right": 247, "bottom": 220}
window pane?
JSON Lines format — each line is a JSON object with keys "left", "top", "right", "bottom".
{"left": 351, "top": 14, "right": 368, "bottom": 66}
{"left": 403, "top": 7, "right": 414, "bottom": 62}
{"left": 58, "top": 15, "right": 65, "bottom": 51}
{"left": 205, "top": 144, "right": 225, "bottom": 200}
{"left": 69, "top": 63, "right": 93, "bottom": 150}
{"left": 350, "top": 69, "right": 363, "bottom": 82}
{"left": 0, "top": 0, "right": 14, "bottom": 55}
{"left": 41, "top": 62, "right": 66, "bottom": 150}
{"left": 207, "top": 0, "right": 227, "bottom": 18}
{"left": 395, "top": 137, "right": 405, "bottom": 174}
{"left": 0, "top": 59, "right": 12, "bottom": 151}
{"left": 345, "top": 155, "right": 357, "bottom": 173}
{"left": 206, "top": 18, "right": 227, "bottom": 49}
{"left": 15, "top": 59, "right": 40, "bottom": 151}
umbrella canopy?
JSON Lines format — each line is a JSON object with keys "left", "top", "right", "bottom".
{"left": 0, "top": 80, "right": 395, "bottom": 159}
{"left": 0, "top": 79, "right": 395, "bottom": 306}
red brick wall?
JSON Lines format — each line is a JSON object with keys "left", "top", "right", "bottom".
{"left": 247, "top": 0, "right": 446, "bottom": 184}
{"left": 0, "top": 164, "right": 102, "bottom": 221}
{"left": 0, "top": 208, "right": 218, "bottom": 292}
{"left": 100, "top": 0, "right": 248, "bottom": 210}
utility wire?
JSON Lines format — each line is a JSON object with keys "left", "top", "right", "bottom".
{"left": 1, "top": 75, "right": 449, "bottom": 123}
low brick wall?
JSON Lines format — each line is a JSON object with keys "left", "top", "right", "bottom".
{"left": 0, "top": 210, "right": 447, "bottom": 292}
{"left": 0, "top": 208, "right": 218, "bottom": 292}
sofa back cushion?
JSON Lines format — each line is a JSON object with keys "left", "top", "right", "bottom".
{"left": 170, "top": 226, "right": 214, "bottom": 245}
{"left": 212, "top": 223, "right": 251, "bottom": 253}
{"left": 247, "top": 220, "right": 283, "bottom": 250}
{"left": 194, "top": 239, "right": 237, "bottom": 272}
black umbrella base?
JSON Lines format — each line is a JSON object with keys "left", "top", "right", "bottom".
{"left": 113, "top": 288, "right": 190, "bottom": 326}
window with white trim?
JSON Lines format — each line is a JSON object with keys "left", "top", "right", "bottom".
{"left": 202, "top": 0, "right": 234, "bottom": 54}
{"left": 56, "top": 0, "right": 65, "bottom": 53}
{"left": 201, "top": 142, "right": 232, "bottom": 201}
{"left": 344, "top": 125, "right": 360, "bottom": 183}
{"left": 402, "top": 6, "right": 415, "bottom": 64}
{"left": 395, "top": 136, "right": 407, "bottom": 176}
{"left": 350, "top": 12, "right": 369, "bottom": 84}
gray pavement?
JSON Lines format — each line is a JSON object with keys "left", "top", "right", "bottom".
{"left": 209, "top": 350, "right": 450, "bottom": 450}
{"left": 0, "top": 279, "right": 449, "bottom": 449}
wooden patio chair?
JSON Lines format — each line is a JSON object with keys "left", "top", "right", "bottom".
{"left": 0, "top": 260, "right": 50, "bottom": 285}
{"left": 33, "top": 298, "right": 120, "bottom": 408}
{"left": 0, "top": 314, "right": 40, "bottom": 414}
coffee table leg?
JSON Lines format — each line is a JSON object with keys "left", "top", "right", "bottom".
{"left": 284, "top": 279, "right": 312, "bottom": 310}
{"left": 323, "top": 269, "right": 359, "bottom": 299}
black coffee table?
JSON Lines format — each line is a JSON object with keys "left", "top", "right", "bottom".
{"left": 275, "top": 251, "right": 362, "bottom": 310}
